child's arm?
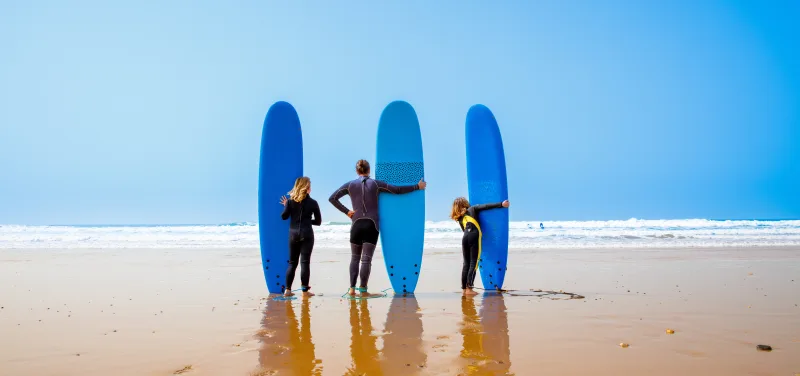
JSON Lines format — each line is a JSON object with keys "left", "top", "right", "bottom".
{"left": 471, "top": 201, "right": 507, "bottom": 214}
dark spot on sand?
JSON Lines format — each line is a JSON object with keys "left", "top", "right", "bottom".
{"left": 756, "top": 345, "right": 772, "bottom": 352}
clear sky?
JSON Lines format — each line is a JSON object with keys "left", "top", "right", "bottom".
{"left": 1, "top": 0, "right": 798, "bottom": 225}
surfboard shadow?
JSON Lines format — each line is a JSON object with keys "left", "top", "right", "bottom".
{"left": 382, "top": 296, "right": 427, "bottom": 375}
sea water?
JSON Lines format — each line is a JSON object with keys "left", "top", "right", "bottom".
{"left": 2, "top": 219, "right": 799, "bottom": 249}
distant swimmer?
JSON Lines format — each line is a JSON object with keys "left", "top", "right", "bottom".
{"left": 540, "top": 223, "right": 544, "bottom": 230}
{"left": 450, "top": 197, "right": 510, "bottom": 296}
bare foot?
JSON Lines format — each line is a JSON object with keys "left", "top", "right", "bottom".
{"left": 302, "top": 291, "right": 315, "bottom": 298}
{"left": 284, "top": 290, "right": 295, "bottom": 297}
{"left": 348, "top": 288, "right": 356, "bottom": 296}
{"left": 464, "top": 288, "right": 478, "bottom": 296}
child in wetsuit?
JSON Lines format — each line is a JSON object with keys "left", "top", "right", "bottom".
{"left": 450, "top": 197, "right": 510, "bottom": 296}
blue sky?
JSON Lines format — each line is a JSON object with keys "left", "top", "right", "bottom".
{"left": 1, "top": 0, "right": 798, "bottom": 224}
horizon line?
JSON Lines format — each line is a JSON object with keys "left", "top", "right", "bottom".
{"left": 1, "top": 217, "right": 798, "bottom": 227}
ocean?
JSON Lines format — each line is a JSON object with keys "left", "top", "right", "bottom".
{"left": 1, "top": 219, "right": 799, "bottom": 249}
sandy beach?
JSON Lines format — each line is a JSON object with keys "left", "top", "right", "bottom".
{"left": 1, "top": 246, "right": 798, "bottom": 375}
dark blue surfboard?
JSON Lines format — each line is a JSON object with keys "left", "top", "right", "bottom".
{"left": 258, "top": 101, "right": 303, "bottom": 294}
{"left": 466, "top": 104, "right": 509, "bottom": 290}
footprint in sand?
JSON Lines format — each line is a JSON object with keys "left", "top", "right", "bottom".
{"left": 173, "top": 365, "right": 192, "bottom": 374}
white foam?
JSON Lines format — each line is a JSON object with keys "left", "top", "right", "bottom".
{"left": 1, "top": 219, "right": 799, "bottom": 249}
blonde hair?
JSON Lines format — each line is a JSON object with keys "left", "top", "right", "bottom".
{"left": 288, "top": 177, "right": 311, "bottom": 202}
{"left": 450, "top": 197, "right": 470, "bottom": 220}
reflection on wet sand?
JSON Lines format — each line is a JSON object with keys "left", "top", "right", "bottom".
{"left": 382, "top": 296, "right": 427, "bottom": 374}
{"left": 346, "top": 299, "right": 381, "bottom": 375}
{"left": 257, "top": 298, "right": 322, "bottom": 375}
{"left": 346, "top": 296, "right": 428, "bottom": 375}
{"left": 458, "top": 293, "right": 512, "bottom": 375}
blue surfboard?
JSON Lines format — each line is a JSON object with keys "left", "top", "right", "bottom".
{"left": 258, "top": 101, "right": 303, "bottom": 294}
{"left": 376, "top": 101, "right": 425, "bottom": 294}
{"left": 466, "top": 104, "right": 509, "bottom": 290}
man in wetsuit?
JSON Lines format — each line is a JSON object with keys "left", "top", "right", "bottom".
{"left": 329, "top": 159, "right": 426, "bottom": 296}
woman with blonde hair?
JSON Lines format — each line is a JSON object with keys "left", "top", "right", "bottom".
{"left": 280, "top": 177, "right": 321, "bottom": 297}
{"left": 450, "top": 197, "right": 509, "bottom": 296}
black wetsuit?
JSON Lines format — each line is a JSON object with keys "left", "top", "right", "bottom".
{"left": 457, "top": 202, "right": 504, "bottom": 290}
{"left": 281, "top": 196, "right": 321, "bottom": 292}
{"left": 329, "top": 176, "right": 420, "bottom": 289}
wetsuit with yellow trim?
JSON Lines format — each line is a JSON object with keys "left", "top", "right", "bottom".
{"left": 457, "top": 202, "right": 505, "bottom": 290}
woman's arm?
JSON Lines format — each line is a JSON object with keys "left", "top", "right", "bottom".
{"left": 311, "top": 200, "right": 322, "bottom": 226}
{"left": 281, "top": 199, "right": 291, "bottom": 220}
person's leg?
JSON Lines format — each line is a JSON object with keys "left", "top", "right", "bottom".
{"left": 358, "top": 242, "right": 377, "bottom": 289}
{"left": 461, "top": 234, "right": 471, "bottom": 291}
{"left": 349, "top": 243, "right": 363, "bottom": 295}
{"left": 285, "top": 236, "right": 302, "bottom": 296}
{"left": 464, "top": 232, "right": 480, "bottom": 296}
{"left": 300, "top": 236, "right": 315, "bottom": 297}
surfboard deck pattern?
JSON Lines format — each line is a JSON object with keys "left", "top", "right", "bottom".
{"left": 466, "top": 104, "right": 509, "bottom": 290}
{"left": 376, "top": 101, "right": 425, "bottom": 294}
{"left": 258, "top": 101, "right": 303, "bottom": 294}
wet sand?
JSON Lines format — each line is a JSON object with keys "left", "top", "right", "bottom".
{"left": 1, "top": 247, "right": 798, "bottom": 375}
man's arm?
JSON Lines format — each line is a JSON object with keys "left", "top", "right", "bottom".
{"left": 328, "top": 182, "right": 351, "bottom": 215}
{"left": 376, "top": 179, "right": 423, "bottom": 194}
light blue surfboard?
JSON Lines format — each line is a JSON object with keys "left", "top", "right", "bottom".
{"left": 258, "top": 101, "right": 303, "bottom": 294}
{"left": 466, "top": 104, "right": 509, "bottom": 290}
{"left": 376, "top": 101, "right": 425, "bottom": 294}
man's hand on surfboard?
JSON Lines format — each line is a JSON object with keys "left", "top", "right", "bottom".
{"left": 502, "top": 200, "right": 510, "bottom": 208}
{"left": 417, "top": 179, "right": 427, "bottom": 190}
